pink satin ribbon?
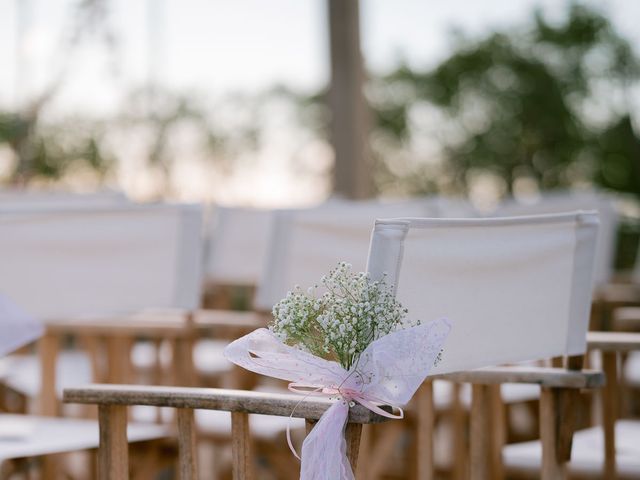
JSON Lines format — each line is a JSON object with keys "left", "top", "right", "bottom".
{"left": 285, "top": 382, "right": 403, "bottom": 461}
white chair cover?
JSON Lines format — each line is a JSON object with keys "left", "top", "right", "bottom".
{"left": 253, "top": 198, "right": 440, "bottom": 311}
{"left": 492, "top": 191, "right": 617, "bottom": 288}
{"left": 0, "top": 295, "right": 43, "bottom": 357}
{"left": 366, "top": 212, "right": 599, "bottom": 374}
{"left": 205, "top": 206, "right": 275, "bottom": 286}
{"left": 0, "top": 190, "right": 128, "bottom": 211}
{"left": 0, "top": 204, "right": 203, "bottom": 320}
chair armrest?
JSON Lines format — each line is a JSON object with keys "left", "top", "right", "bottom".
{"left": 63, "top": 384, "right": 394, "bottom": 424}
{"left": 587, "top": 331, "right": 640, "bottom": 352}
{"left": 434, "top": 366, "right": 604, "bottom": 388}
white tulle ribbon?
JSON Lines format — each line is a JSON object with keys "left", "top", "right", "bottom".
{"left": 223, "top": 318, "right": 451, "bottom": 480}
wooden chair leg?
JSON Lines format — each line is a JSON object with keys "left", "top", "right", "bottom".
{"left": 416, "top": 381, "right": 435, "bottom": 480}
{"left": 177, "top": 408, "right": 198, "bottom": 480}
{"left": 231, "top": 412, "right": 253, "bottom": 480}
{"left": 451, "top": 383, "right": 467, "bottom": 480}
{"left": 39, "top": 332, "right": 59, "bottom": 416}
{"left": 470, "top": 384, "right": 503, "bottom": 480}
{"left": 602, "top": 352, "right": 618, "bottom": 479}
{"left": 345, "top": 422, "right": 363, "bottom": 472}
{"left": 106, "top": 336, "right": 132, "bottom": 384}
{"left": 539, "top": 387, "right": 567, "bottom": 480}
{"left": 98, "top": 404, "right": 129, "bottom": 480}
{"left": 355, "top": 424, "right": 371, "bottom": 480}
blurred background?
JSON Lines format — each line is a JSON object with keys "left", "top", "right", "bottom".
{"left": 0, "top": 0, "right": 638, "bottom": 208}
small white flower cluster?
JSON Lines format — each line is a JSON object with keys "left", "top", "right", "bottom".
{"left": 270, "top": 262, "right": 417, "bottom": 370}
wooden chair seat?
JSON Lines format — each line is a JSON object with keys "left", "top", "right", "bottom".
{"left": 503, "top": 420, "right": 640, "bottom": 479}
{"left": 0, "top": 350, "right": 92, "bottom": 399}
{"left": 0, "top": 413, "right": 169, "bottom": 464}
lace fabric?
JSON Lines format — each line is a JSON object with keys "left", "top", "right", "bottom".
{"left": 224, "top": 317, "right": 451, "bottom": 480}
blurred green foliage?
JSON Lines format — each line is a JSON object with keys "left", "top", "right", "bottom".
{"left": 366, "top": 3, "right": 640, "bottom": 197}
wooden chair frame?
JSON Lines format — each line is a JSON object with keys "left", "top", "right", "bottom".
{"left": 586, "top": 331, "right": 640, "bottom": 479}
{"left": 391, "top": 366, "right": 604, "bottom": 480}
{"left": 63, "top": 384, "right": 393, "bottom": 480}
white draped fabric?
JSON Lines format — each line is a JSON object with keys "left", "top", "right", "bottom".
{"left": 0, "top": 295, "right": 43, "bottom": 357}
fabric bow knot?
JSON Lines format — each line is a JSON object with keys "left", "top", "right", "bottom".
{"left": 224, "top": 318, "right": 451, "bottom": 480}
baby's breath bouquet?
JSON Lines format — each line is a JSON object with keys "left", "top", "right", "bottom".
{"left": 270, "top": 262, "right": 419, "bottom": 370}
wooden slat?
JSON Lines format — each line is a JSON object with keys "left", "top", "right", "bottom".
{"left": 345, "top": 422, "right": 363, "bottom": 472}
{"left": 64, "top": 385, "right": 394, "bottom": 424}
{"left": 470, "top": 384, "right": 490, "bottom": 480}
{"left": 602, "top": 352, "right": 618, "bottom": 479}
{"left": 177, "top": 408, "right": 198, "bottom": 480}
{"left": 539, "top": 388, "right": 567, "bottom": 480}
{"left": 98, "top": 404, "right": 128, "bottom": 480}
{"left": 39, "top": 332, "right": 58, "bottom": 416}
{"left": 106, "top": 336, "right": 132, "bottom": 384}
{"left": 231, "top": 412, "right": 253, "bottom": 480}
{"left": 470, "top": 385, "right": 502, "bottom": 480}
{"left": 436, "top": 366, "right": 604, "bottom": 388}
{"left": 588, "top": 331, "right": 640, "bottom": 352}
{"left": 415, "top": 381, "right": 434, "bottom": 480}
{"left": 489, "top": 385, "right": 505, "bottom": 480}
{"left": 451, "top": 383, "right": 467, "bottom": 480}
{"left": 355, "top": 424, "right": 370, "bottom": 480}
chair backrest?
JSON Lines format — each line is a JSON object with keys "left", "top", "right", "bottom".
{"left": 0, "top": 204, "right": 203, "bottom": 320}
{"left": 204, "top": 206, "right": 275, "bottom": 287}
{"left": 0, "top": 190, "right": 129, "bottom": 211}
{"left": 253, "top": 198, "right": 441, "bottom": 311}
{"left": 492, "top": 191, "right": 617, "bottom": 288}
{"left": 366, "top": 212, "right": 599, "bottom": 374}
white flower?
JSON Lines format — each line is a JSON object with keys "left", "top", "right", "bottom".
{"left": 270, "top": 261, "right": 416, "bottom": 370}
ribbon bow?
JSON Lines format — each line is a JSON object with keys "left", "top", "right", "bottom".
{"left": 224, "top": 318, "right": 451, "bottom": 480}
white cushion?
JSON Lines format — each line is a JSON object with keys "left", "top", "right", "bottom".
{"left": 623, "top": 351, "right": 640, "bottom": 386}
{"left": 130, "top": 339, "right": 233, "bottom": 377}
{"left": 0, "top": 414, "right": 168, "bottom": 462}
{"left": 503, "top": 420, "right": 640, "bottom": 478}
{"left": 196, "top": 410, "right": 304, "bottom": 439}
{"left": 0, "top": 351, "right": 92, "bottom": 398}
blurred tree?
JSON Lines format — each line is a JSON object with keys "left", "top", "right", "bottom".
{"left": 367, "top": 3, "right": 640, "bottom": 198}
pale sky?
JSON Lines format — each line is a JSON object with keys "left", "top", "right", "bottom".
{"left": 1, "top": 0, "right": 639, "bottom": 116}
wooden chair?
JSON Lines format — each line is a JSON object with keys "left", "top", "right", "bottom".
{"left": 63, "top": 385, "right": 392, "bottom": 479}
{"left": 366, "top": 212, "right": 604, "bottom": 479}
{"left": 501, "top": 331, "right": 640, "bottom": 479}
{"left": 0, "top": 203, "right": 204, "bottom": 478}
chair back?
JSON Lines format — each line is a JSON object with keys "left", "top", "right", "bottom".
{"left": 204, "top": 206, "right": 274, "bottom": 287}
{"left": 0, "top": 204, "right": 203, "bottom": 319}
{"left": 492, "top": 191, "right": 617, "bottom": 288}
{"left": 0, "top": 190, "right": 128, "bottom": 211}
{"left": 253, "top": 198, "right": 440, "bottom": 311}
{"left": 366, "top": 212, "right": 599, "bottom": 374}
